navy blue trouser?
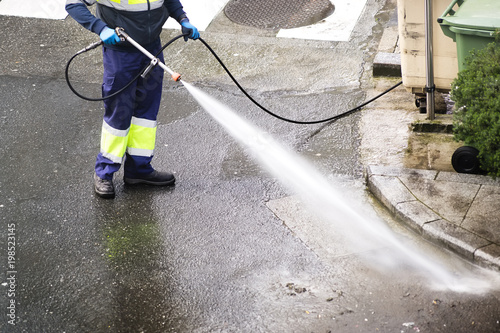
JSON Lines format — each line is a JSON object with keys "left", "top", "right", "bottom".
{"left": 95, "top": 41, "right": 164, "bottom": 180}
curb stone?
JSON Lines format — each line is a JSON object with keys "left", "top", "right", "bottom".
{"left": 366, "top": 165, "right": 500, "bottom": 271}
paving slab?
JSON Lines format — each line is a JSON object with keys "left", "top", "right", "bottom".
{"left": 462, "top": 185, "right": 500, "bottom": 245}
{"left": 373, "top": 52, "right": 401, "bottom": 77}
{"left": 366, "top": 174, "right": 415, "bottom": 215}
{"left": 475, "top": 244, "right": 500, "bottom": 271}
{"left": 373, "top": 13, "right": 400, "bottom": 77}
{"left": 377, "top": 25, "right": 399, "bottom": 53}
{"left": 437, "top": 171, "right": 500, "bottom": 186}
{"left": 399, "top": 175, "right": 480, "bottom": 226}
{"left": 422, "top": 220, "right": 491, "bottom": 261}
{"left": 366, "top": 165, "right": 500, "bottom": 271}
{"left": 394, "top": 201, "right": 441, "bottom": 233}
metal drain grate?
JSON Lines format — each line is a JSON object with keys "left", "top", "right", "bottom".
{"left": 224, "top": 0, "right": 335, "bottom": 30}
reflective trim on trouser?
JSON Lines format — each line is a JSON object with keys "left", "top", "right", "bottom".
{"left": 95, "top": 43, "right": 164, "bottom": 180}
{"left": 99, "top": 117, "right": 157, "bottom": 166}
{"left": 100, "top": 120, "right": 129, "bottom": 164}
{"left": 127, "top": 116, "right": 157, "bottom": 157}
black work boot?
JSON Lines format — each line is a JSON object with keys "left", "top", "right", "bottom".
{"left": 124, "top": 170, "right": 175, "bottom": 186}
{"left": 94, "top": 173, "right": 115, "bottom": 199}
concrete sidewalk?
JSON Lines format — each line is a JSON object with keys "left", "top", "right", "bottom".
{"left": 368, "top": 3, "right": 500, "bottom": 273}
{"left": 366, "top": 165, "right": 500, "bottom": 271}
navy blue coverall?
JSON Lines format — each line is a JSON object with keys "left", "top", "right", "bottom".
{"left": 66, "top": 0, "right": 188, "bottom": 180}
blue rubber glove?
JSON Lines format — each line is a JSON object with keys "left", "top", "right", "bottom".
{"left": 180, "top": 19, "right": 200, "bottom": 42}
{"left": 99, "top": 27, "right": 121, "bottom": 45}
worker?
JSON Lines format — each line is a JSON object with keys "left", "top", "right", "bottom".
{"left": 65, "top": 0, "right": 199, "bottom": 199}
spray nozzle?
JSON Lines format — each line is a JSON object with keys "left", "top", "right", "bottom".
{"left": 171, "top": 73, "right": 181, "bottom": 81}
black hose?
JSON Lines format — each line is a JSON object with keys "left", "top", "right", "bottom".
{"left": 65, "top": 34, "right": 186, "bottom": 102}
{"left": 65, "top": 34, "right": 403, "bottom": 124}
{"left": 198, "top": 37, "right": 402, "bottom": 125}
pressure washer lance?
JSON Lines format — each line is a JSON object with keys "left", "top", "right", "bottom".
{"left": 115, "top": 27, "right": 181, "bottom": 82}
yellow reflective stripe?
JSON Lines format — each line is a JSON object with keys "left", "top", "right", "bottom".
{"left": 101, "top": 130, "right": 128, "bottom": 160}
{"left": 99, "top": 118, "right": 157, "bottom": 161}
{"left": 129, "top": 0, "right": 161, "bottom": 4}
{"left": 98, "top": 0, "right": 162, "bottom": 5}
{"left": 127, "top": 123, "right": 157, "bottom": 152}
{"left": 101, "top": 122, "right": 129, "bottom": 162}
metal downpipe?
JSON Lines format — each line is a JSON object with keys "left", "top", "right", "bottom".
{"left": 425, "top": 0, "right": 435, "bottom": 120}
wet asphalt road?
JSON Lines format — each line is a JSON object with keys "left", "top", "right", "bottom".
{"left": 1, "top": 0, "right": 500, "bottom": 332}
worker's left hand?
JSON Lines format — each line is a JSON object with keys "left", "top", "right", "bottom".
{"left": 180, "top": 19, "right": 200, "bottom": 42}
{"left": 99, "top": 26, "right": 121, "bottom": 45}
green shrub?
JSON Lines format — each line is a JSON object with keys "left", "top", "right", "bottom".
{"left": 451, "top": 32, "right": 500, "bottom": 177}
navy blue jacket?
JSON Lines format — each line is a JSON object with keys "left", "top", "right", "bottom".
{"left": 66, "top": 0, "right": 186, "bottom": 50}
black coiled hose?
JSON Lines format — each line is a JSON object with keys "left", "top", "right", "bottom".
{"left": 65, "top": 34, "right": 403, "bottom": 124}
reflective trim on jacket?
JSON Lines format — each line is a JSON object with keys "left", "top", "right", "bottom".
{"left": 96, "top": 0, "right": 164, "bottom": 12}
{"left": 67, "top": 0, "right": 175, "bottom": 13}
{"left": 66, "top": 0, "right": 186, "bottom": 49}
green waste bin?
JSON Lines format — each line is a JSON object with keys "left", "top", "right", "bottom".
{"left": 438, "top": 0, "right": 500, "bottom": 71}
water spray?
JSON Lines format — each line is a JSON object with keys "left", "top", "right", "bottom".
{"left": 65, "top": 30, "right": 500, "bottom": 293}
{"left": 182, "top": 81, "right": 499, "bottom": 294}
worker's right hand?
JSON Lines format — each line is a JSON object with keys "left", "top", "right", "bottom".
{"left": 99, "top": 27, "right": 121, "bottom": 45}
{"left": 180, "top": 19, "right": 200, "bottom": 42}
